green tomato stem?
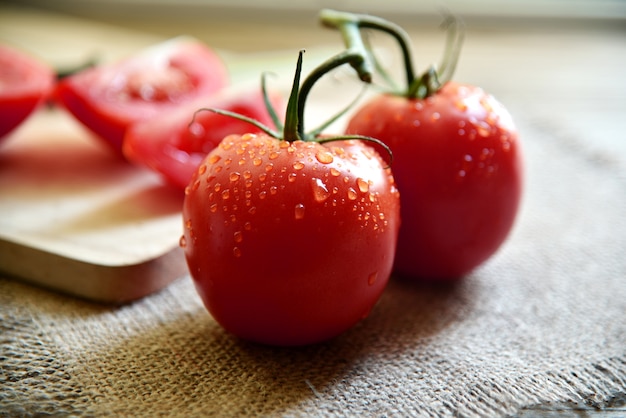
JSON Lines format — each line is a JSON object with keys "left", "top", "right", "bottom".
{"left": 296, "top": 49, "right": 371, "bottom": 139}
{"left": 320, "top": 9, "right": 465, "bottom": 100}
{"left": 319, "top": 9, "right": 416, "bottom": 93}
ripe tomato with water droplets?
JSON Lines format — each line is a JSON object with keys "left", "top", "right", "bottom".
{"left": 320, "top": 10, "right": 524, "bottom": 280}
{"left": 53, "top": 37, "right": 228, "bottom": 155}
{"left": 181, "top": 133, "right": 400, "bottom": 346}
{"left": 346, "top": 82, "right": 523, "bottom": 280}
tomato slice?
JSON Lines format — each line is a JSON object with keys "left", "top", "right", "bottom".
{"left": 0, "top": 45, "right": 54, "bottom": 140}
{"left": 123, "top": 86, "right": 283, "bottom": 189}
{"left": 53, "top": 37, "right": 229, "bottom": 155}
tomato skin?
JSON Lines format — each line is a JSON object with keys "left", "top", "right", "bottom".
{"left": 182, "top": 134, "right": 400, "bottom": 346}
{"left": 123, "top": 87, "right": 283, "bottom": 190}
{"left": 0, "top": 45, "right": 54, "bottom": 140}
{"left": 53, "top": 37, "right": 229, "bottom": 154}
{"left": 346, "top": 82, "right": 523, "bottom": 280}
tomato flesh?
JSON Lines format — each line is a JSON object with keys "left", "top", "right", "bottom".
{"left": 124, "top": 87, "right": 284, "bottom": 190}
{"left": 346, "top": 82, "right": 523, "bottom": 280}
{"left": 53, "top": 37, "right": 229, "bottom": 154}
{"left": 0, "top": 45, "right": 54, "bottom": 139}
{"left": 182, "top": 134, "right": 401, "bottom": 346}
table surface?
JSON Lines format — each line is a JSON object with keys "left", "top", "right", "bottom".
{"left": 1, "top": 4, "right": 625, "bottom": 417}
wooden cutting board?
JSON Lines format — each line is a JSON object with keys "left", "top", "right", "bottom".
{"left": 0, "top": 109, "right": 187, "bottom": 303}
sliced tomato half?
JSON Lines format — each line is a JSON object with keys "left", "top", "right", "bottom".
{"left": 123, "top": 85, "right": 284, "bottom": 189}
{"left": 53, "top": 37, "right": 229, "bottom": 154}
{"left": 0, "top": 44, "right": 54, "bottom": 140}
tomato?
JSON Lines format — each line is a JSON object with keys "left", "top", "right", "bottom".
{"left": 346, "top": 83, "right": 523, "bottom": 279}
{"left": 53, "top": 37, "right": 229, "bottom": 155}
{"left": 182, "top": 134, "right": 400, "bottom": 346}
{"left": 181, "top": 50, "right": 400, "bottom": 346}
{"left": 123, "top": 86, "right": 283, "bottom": 190}
{"left": 321, "top": 10, "right": 524, "bottom": 280}
{"left": 0, "top": 44, "right": 54, "bottom": 140}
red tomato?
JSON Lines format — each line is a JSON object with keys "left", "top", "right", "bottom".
{"left": 182, "top": 134, "right": 400, "bottom": 346}
{"left": 346, "top": 82, "right": 523, "bottom": 280}
{"left": 123, "top": 86, "right": 283, "bottom": 190}
{"left": 0, "top": 45, "right": 54, "bottom": 140}
{"left": 53, "top": 37, "right": 228, "bottom": 154}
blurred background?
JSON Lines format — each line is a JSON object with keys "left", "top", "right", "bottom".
{"left": 4, "top": 0, "right": 626, "bottom": 48}
{"left": 2, "top": 0, "right": 625, "bottom": 155}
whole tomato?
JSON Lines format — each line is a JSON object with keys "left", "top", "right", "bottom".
{"left": 53, "top": 37, "right": 228, "bottom": 155}
{"left": 182, "top": 51, "right": 400, "bottom": 346}
{"left": 346, "top": 83, "right": 523, "bottom": 280}
{"left": 323, "top": 10, "right": 523, "bottom": 280}
{"left": 124, "top": 85, "right": 284, "bottom": 190}
{"left": 0, "top": 44, "right": 54, "bottom": 140}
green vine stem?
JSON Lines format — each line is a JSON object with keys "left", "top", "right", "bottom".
{"left": 194, "top": 49, "right": 392, "bottom": 161}
{"left": 319, "top": 9, "right": 465, "bottom": 100}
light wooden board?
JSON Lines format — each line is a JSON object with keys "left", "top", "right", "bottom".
{"left": 0, "top": 109, "right": 187, "bottom": 303}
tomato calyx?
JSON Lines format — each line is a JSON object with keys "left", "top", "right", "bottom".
{"left": 320, "top": 9, "right": 465, "bottom": 100}
{"left": 193, "top": 49, "right": 392, "bottom": 162}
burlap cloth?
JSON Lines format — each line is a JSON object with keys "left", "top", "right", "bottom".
{"left": 2, "top": 101, "right": 626, "bottom": 416}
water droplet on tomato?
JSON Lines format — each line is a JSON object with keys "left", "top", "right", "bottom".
{"left": 413, "top": 101, "right": 424, "bottom": 111}
{"left": 234, "top": 231, "right": 243, "bottom": 243}
{"left": 311, "top": 178, "right": 330, "bottom": 202}
{"left": 253, "top": 158, "right": 262, "bottom": 166}
{"left": 356, "top": 178, "right": 369, "bottom": 193}
{"left": 347, "top": 188, "right": 358, "bottom": 200}
{"left": 229, "top": 172, "right": 241, "bottom": 182}
{"left": 293, "top": 161, "right": 305, "bottom": 170}
{"left": 244, "top": 221, "right": 252, "bottom": 231}
{"left": 233, "top": 247, "right": 242, "bottom": 258}
{"left": 222, "top": 189, "right": 230, "bottom": 200}
{"left": 179, "top": 235, "right": 186, "bottom": 248}
{"left": 368, "top": 272, "right": 378, "bottom": 286}
{"left": 288, "top": 173, "right": 297, "bottom": 183}
{"left": 476, "top": 121, "right": 491, "bottom": 137}
{"left": 315, "top": 150, "right": 334, "bottom": 164}
{"left": 259, "top": 173, "right": 267, "bottom": 182}
{"left": 198, "top": 164, "right": 207, "bottom": 175}
{"left": 269, "top": 151, "right": 279, "bottom": 160}
{"left": 431, "top": 112, "right": 441, "bottom": 122}
{"left": 191, "top": 179, "right": 200, "bottom": 191}
{"left": 412, "top": 119, "right": 421, "bottom": 128}
{"left": 210, "top": 203, "right": 217, "bottom": 213}
{"left": 455, "top": 100, "right": 468, "bottom": 112}
{"left": 294, "top": 203, "right": 305, "bottom": 219}
{"left": 330, "top": 168, "right": 340, "bottom": 177}
{"left": 270, "top": 186, "right": 278, "bottom": 195}
{"left": 265, "top": 163, "right": 274, "bottom": 172}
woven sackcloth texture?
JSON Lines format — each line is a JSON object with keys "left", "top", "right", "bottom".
{"left": 2, "top": 103, "right": 625, "bottom": 417}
